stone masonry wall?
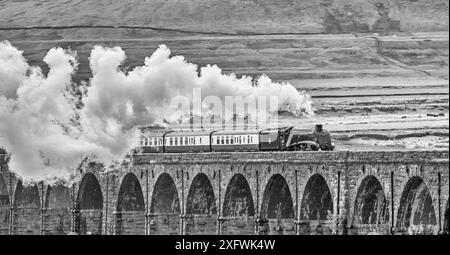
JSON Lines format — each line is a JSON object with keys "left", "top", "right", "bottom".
{"left": 0, "top": 150, "right": 448, "bottom": 235}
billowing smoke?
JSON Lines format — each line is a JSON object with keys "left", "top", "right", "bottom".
{"left": 0, "top": 41, "right": 29, "bottom": 98}
{"left": 0, "top": 41, "right": 313, "bottom": 182}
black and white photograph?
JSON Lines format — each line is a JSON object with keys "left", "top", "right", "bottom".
{"left": 0, "top": 0, "right": 448, "bottom": 250}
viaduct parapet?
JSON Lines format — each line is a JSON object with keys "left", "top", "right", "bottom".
{"left": 0, "top": 150, "right": 448, "bottom": 235}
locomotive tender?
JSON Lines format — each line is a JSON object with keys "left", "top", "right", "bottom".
{"left": 138, "top": 124, "right": 334, "bottom": 153}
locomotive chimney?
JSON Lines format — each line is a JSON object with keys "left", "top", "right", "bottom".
{"left": 244, "top": 114, "right": 249, "bottom": 130}
{"left": 189, "top": 111, "right": 194, "bottom": 131}
{"left": 315, "top": 124, "right": 323, "bottom": 133}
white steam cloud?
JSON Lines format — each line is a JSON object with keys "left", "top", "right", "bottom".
{"left": 0, "top": 41, "right": 313, "bottom": 182}
{"left": 0, "top": 41, "right": 29, "bottom": 98}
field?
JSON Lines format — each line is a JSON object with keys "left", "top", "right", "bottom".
{"left": 0, "top": 0, "right": 448, "bottom": 151}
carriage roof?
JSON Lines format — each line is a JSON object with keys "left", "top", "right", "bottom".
{"left": 212, "top": 129, "right": 260, "bottom": 136}
{"left": 164, "top": 130, "right": 214, "bottom": 137}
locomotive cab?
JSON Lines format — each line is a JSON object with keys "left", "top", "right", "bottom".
{"left": 285, "top": 124, "right": 334, "bottom": 151}
{"left": 259, "top": 126, "right": 293, "bottom": 151}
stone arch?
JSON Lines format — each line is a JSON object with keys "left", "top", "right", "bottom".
{"left": 115, "top": 173, "right": 145, "bottom": 235}
{"left": 186, "top": 173, "right": 216, "bottom": 215}
{"left": 150, "top": 173, "right": 180, "bottom": 214}
{"left": 300, "top": 174, "right": 333, "bottom": 221}
{"left": 396, "top": 176, "right": 437, "bottom": 233}
{"left": 443, "top": 199, "right": 449, "bottom": 235}
{"left": 222, "top": 173, "right": 255, "bottom": 235}
{"left": 46, "top": 185, "right": 70, "bottom": 209}
{"left": 223, "top": 174, "right": 255, "bottom": 217}
{"left": 14, "top": 181, "right": 40, "bottom": 208}
{"left": 185, "top": 173, "right": 217, "bottom": 234}
{"left": 44, "top": 184, "right": 71, "bottom": 235}
{"left": 77, "top": 173, "right": 103, "bottom": 210}
{"left": 261, "top": 174, "right": 294, "bottom": 220}
{"left": 150, "top": 173, "right": 180, "bottom": 235}
{"left": 13, "top": 181, "right": 41, "bottom": 235}
{"left": 260, "top": 174, "right": 295, "bottom": 235}
{"left": 0, "top": 175, "right": 9, "bottom": 235}
{"left": 117, "top": 173, "right": 145, "bottom": 211}
{"left": 0, "top": 175, "right": 8, "bottom": 205}
{"left": 76, "top": 173, "right": 103, "bottom": 235}
{"left": 352, "top": 175, "right": 389, "bottom": 225}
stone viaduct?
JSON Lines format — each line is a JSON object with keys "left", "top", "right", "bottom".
{"left": 0, "top": 150, "right": 448, "bottom": 235}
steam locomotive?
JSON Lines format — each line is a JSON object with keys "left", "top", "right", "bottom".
{"left": 138, "top": 125, "right": 334, "bottom": 153}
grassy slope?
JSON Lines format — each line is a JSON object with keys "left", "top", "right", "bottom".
{"left": 0, "top": 0, "right": 448, "bottom": 151}
{"left": 0, "top": 0, "right": 448, "bottom": 33}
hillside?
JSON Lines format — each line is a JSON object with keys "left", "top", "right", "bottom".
{"left": 0, "top": 0, "right": 448, "bottom": 33}
{"left": 0, "top": 0, "right": 448, "bottom": 151}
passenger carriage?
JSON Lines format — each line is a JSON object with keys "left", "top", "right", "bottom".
{"left": 164, "top": 131, "right": 212, "bottom": 153}
{"left": 139, "top": 129, "right": 166, "bottom": 153}
{"left": 211, "top": 130, "right": 260, "bottom": 152}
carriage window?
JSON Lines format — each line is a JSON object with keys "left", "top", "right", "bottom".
{"left": 243, "top": 136, "right": 246, "bottom": 144}
{"left": 225, "top": 136, "right": 229, "bottom": 144}
{"left": 175, "top": 137, "right": 178, "bottom": 145}
{"left": 200, "top": 137, "right": 202, "bottom": 144}
{"left": 230, "top": 136, "right": 234, "bottom": 144}
{"left": 221, "top": 136, "right": 225, "bottom": 144}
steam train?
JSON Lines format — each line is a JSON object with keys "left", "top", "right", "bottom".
{"left": 138, "top": 125, "right": 334, "bottom": 153}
